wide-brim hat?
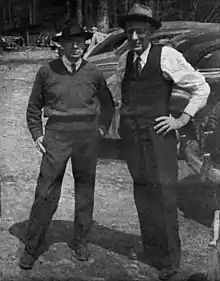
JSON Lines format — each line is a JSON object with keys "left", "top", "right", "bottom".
{"left": 118, "top": 4, "right": 161, "bottom": 30}
{"left": 52, "top": 23, "right": 93, "bottom": 42}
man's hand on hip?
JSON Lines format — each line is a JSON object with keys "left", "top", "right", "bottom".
{"left": 154, "top": 113, "right": 191, "bottom": 136}
{"left": 35, "top": 136, "right": 46, "bottom": 154}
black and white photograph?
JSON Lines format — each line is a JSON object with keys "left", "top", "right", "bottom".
{"left": 1, "top": 0, "right": 220, "bottom": 280}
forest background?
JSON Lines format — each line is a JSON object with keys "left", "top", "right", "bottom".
{"left": 0, "top": 0, "right": 220, "bottom": 35}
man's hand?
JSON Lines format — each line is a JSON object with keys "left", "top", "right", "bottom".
{"left": 99, "top": 128, "right": 105, "bottom": 137}
{"left": 35, "top": 136, "right": 46, "bottom": 154}
{"left": 154, "top": 113, "right": 191, "bottom": 136}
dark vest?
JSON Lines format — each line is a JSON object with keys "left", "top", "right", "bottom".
{"left": 120, "top": 45, "right": 173, "bottom": 124}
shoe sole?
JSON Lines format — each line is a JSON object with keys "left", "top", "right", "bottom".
{"left": 75, "top": 256, "right": 89, "bottom": 261}
{"left": 72, "top": 252, "right": 95, "bottom": 264}
{"left": 158, "top": 270, "right": 178, "bottom": 280}
{"left": 19, "top": 261, "right": 34, "bottom": 270}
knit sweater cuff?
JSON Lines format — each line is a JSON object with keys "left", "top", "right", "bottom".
{"left": 30, "top": 128, "right": 44, "bottom": 142}
{"left": 99, "top": 125, "right": 107, "bottom": 136}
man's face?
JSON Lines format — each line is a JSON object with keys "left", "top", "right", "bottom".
{"left": 60, "top": 36, "right": 86, "bottom": 61}
{"left": 126, "top": 21, "right": 153, "bottom": 54}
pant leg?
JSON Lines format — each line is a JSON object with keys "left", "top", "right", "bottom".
{"left": 71, "top": 130, "right": 100, "bottom": 245}
{"left": 25, "top": 129, "right": 73, "bottom": 254}
{"left": 119, "top": 117, "right": 144, "bottom": 182}
{"left": 120, "top": 119, "right": 180, "bottom": 269}
{"left": 149, "top": 127, "right": 181, "bottom": 269}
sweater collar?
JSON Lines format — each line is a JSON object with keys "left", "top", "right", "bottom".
{"left": 61, "top": 55, "right": 83, "bottom": 73}
{"left": 50, "top": 58, "right": 87, "bottom": 75}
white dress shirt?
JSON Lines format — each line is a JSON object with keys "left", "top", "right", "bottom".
{"left": 62, "top": 55, "right": 82, "bottom": 73}
{"left": 116, "top": 43, "right": 211, "bottom": 117}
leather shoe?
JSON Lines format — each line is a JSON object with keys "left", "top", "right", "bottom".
{"left": 72, "top": 243, "right": 90, "bottom": 261}
{"left": 19, "top": 249, "right": 37, "bottom": 270}
{"left": 158, "top": 267, "right": 179, "bottom": 280}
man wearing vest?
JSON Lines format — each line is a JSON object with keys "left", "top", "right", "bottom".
{"left": 19, "top": 23, "right": 115, "bottom": 270}
{"left": 117, "top": 4, "right": 210, "bottom": 280}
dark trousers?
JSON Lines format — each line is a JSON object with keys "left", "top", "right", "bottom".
{"left": 119, "top": 117, "right": 181, "bottom": 269}
{"left": 25, "top": 128, "right": 100, "bottom": 254}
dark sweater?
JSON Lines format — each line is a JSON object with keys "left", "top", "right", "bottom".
{"left": 121, "top": 45, "right": 172, "bottom": 126}
{"left": 27, "top": 58, "right": 115, "bottom": 141}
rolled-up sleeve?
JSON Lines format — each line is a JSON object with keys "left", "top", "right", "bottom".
{"left": 161, "top": 46, "right": 211, "bottom": 117}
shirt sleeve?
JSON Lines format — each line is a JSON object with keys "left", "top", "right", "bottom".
{"left": 161, "top": 46, "right": 211, "bottom": 117}
{"left": 26, "top": 67, "right": 45, "bottom": 141}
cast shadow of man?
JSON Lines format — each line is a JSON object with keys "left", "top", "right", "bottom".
{"left": 9, "top": 218, "right": 142, "bottom": 256}
{"left": 8, "top": 174, "right": 218, "bottom": 266}
{"left": 177, "top": 174, "right": 220, "bottom": 228}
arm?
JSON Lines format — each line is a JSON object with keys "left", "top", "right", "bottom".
{"left": 96, "top": 72, "right": 115, "bottom": 136}
{"left": 162, "top": 46, "right": 211, "bottom": 127}
{"left": 26, "top": 68, "right": 45, "bottom": 141}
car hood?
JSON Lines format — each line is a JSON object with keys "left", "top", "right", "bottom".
{"left": 86, "top": 52, "right": 119, "bottom": 79}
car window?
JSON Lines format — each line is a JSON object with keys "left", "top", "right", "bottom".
{"left": 196, "top": 49, "right": 220, "bottom": 69}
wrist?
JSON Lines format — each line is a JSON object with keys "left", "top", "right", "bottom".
{"left": 99, "top": 128, "right": 105, "bottom": 137}
{"left": 177, "top": 112, "right": 191, "bottom": 127}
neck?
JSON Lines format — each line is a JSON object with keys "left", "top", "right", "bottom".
{"left": 135, "top": 42, "right": 151, "bottom": 56}
{"left": 62, "top": 54, "right": 82, "bottom": 66}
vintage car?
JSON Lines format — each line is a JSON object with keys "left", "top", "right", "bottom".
{"left": 86, "top": 21, "right": 220, "bottom": 77}
{"left": 87, "top": 24, "right": 220, "bottom": 179}
{"left": 0, "top": 36, "right": 18, "bottom": 51}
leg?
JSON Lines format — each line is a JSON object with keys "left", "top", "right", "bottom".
{"left": 150, "top": 128, "right": 181, "bottom": 270}
{"left": 121, "top": 120, "right": 180, "bottom": 272}
{"left": 119, "top": 119, "right": 150, "bottom": 257}
{"left": 70, "top": 130, "right": 99, "bottom": 259}
{"left": 20, "top": 129, "right": 73, "bottom": 269}
{"left": 139, "top": 128, "right": 180, "bottom": 280}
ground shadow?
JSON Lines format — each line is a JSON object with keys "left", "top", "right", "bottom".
{"left": 9, "top": 175, "right": 220, "bottom": 259}
{"left": 177, "top": 174, "right": 220, "bottom": 227}
{"left": 9, "top": 219, "right": 142, "bottom": 259}
{"left": 9, "top": 221, "right": 143, "bottom": 281}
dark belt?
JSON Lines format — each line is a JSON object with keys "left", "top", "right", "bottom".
{"left": 48, "top": 115, "right": 97, "bottom": 123}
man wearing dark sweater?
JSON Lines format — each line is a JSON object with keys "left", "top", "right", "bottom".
{"left": 19, "top": 23, "right": 115, "bottom": 269}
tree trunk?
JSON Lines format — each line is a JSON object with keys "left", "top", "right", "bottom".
{"left": 84, "top": 0, "right": 88, "bottom": 26}
{"left": 96, "top": 0, "right": 109, "bottom": 32}
{"left": 65, "top": 0, "right": 75, "bottom": 23}
{"left": 32, "top": 0, "right": 36, "bottom": 24}
{"left": 112, "top": 0, "right": 117, "bottom": 26}
{"left": 29, "top": 2, "right": 33, "bottom": 24}
{"left": 77, "top": 0, "right": 83, "bottom": 25}
{"left": 0, "top": 1, "right": 6, "bottom": 31}
{"left": 176, "top": 0, "right": 192, "bottom": 20}
{"left": 8, "top": 0, "right": 13, "bottom": 28}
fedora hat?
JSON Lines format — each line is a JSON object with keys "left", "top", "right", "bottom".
{"left": 53, "top": 23, "right": 93, "bottom": 42}
{"left": 118, "top": 3, "right": 161, "bottom": 30}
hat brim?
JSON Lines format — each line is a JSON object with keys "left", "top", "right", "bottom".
{"left": 118, "top": 14, "right": 161, "bottom": 30}
{"left": 52, "top": 32, "right": 93, "bottom": 42}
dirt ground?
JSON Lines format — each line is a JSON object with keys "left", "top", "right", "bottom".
{"left": 0, "top": 50, "right": 217, "bottom": 281}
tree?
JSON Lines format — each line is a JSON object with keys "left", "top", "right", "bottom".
{"left": 96, "top": 0, "right": 109, "bottom": 32}
{"left": 1, "top": 0, "right": 220, "bottom": 37}
{"left": 77, "top": 0, "right": 83, "bottom": 25}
